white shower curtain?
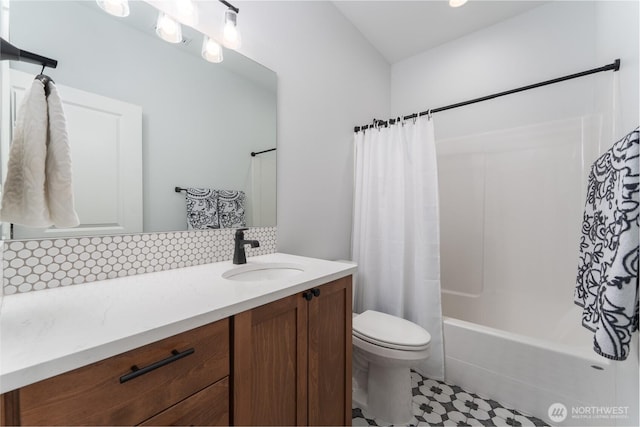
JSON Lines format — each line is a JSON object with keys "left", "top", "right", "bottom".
{"left": 352, "top": 116, "right": 444, "bottom": 380}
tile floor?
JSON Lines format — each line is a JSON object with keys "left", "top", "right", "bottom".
{"left": 352, "top": 370, "right": 549, "bottom": 427}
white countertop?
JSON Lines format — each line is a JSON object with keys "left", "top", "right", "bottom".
{"left": 0, "top": 253, "right": 357, "bottom": 393}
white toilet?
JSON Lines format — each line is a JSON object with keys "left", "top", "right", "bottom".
{"left": 352, "top": 310, "right": 431, "bottom": 425}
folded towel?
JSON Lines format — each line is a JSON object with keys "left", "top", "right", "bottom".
{"left": 0, "top": 79, "right": 79, "bottom": 228}
{"left": 186, "top": 188, "right": 220, "bottom": 229}
{"left": 575, "top": 127, "right": 639, "bottom": 361}
{"left": 218, "top": 190, "right": 246, "bottom": 228}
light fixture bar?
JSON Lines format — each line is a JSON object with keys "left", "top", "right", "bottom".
{"left": 218, "top": 0, "right": 239, "bottom": 14}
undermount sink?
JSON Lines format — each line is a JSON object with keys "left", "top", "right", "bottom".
{"left": 222, "top": 263, "right": 305, "bottom": 282}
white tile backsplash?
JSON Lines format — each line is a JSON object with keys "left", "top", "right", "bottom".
{"left": 1, "top": 227, "right": 276, "bottom": 295}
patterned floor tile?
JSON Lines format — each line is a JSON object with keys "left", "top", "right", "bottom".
{"left": 352, "top": 370, "right": 550, "bottom": 427}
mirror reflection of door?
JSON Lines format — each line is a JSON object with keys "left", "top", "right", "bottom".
{"left": 7, "top": 70, "right": 143, "bottom": 239}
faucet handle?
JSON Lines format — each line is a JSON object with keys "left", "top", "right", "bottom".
{"left": 235, "top": 227, "right": 249, "bottom": 238}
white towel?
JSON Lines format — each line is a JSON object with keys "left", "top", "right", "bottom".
{"left": 0, "top": 79, "right": 79, "bottom": 228}
{"left": 45, "top": 83, "right": 79, "bottom": 227}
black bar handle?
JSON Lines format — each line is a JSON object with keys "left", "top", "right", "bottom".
{"left": 119, "top": 348, "right": 195, "bottom": 384}
{"left": 302, "top": 291, "right": 313, "bottom": 301}
{"left": 311, "top": 288, "right": 320, "bottom": 297}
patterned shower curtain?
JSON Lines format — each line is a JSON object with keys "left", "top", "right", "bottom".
{"left": 352, "top": 116, "right": 444, "bottom": 379}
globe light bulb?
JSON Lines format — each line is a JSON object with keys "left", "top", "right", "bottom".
{"left": 96, "top": 0, "right": 130, "bottom": 17}
{"left": 222, "top": 9, "right": 241, "bottom": 50}
{"left": 156, "top": 12, "right": 183, "bottom": 44}
{"left": 202, "top": 36, "right": 224, "bottom": 63}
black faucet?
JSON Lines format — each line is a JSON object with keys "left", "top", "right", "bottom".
{"left": 233, "top": 228, "right": 260, "bottom": 264}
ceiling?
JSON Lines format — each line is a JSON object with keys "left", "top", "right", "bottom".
{"left": 333, "top": 1, "right": 546, "bottom": 64}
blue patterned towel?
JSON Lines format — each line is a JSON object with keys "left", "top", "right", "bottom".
{"left": 575, "top": 128, "right": 639, "bottom": 361}
{"left": 186, "top": 188, "right": 220, "bottom": 229}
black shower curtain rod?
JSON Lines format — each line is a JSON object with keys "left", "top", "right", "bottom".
{"left": 0, "top": 38, "right": 58, "bottom": 70}
{"left": 354, "top": 58, "right": 621, "bottom": 133}
{"left": 251, "top": 148, "right": 276, "bottom": 157}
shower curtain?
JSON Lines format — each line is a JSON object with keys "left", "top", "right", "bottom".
{"left": 352, "top": 116, "right": 444, "bottom": 379}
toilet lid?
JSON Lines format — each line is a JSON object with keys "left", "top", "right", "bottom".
{"left": 353, "top": 310, "right": 431, "bottom": 350}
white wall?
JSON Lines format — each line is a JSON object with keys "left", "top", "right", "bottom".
{"left": 391, "top": 1, "right": 638, "bottom": 424}
{"left": 235, "top": 1, "right": 391, "bottom": 260}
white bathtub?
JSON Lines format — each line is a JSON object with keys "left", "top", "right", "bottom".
{"left": 437, "top": 119, "right": 639, "bottom": 426}
{"left": 442, "top": 296, "right": 639, "bottom": 427}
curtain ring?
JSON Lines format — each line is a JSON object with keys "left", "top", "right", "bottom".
{"left": 427, "top": 109, "right": 433, "bottom": 120}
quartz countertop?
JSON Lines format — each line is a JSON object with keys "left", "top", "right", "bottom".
{"left": 0, "top": 253, "right": 357, "bottom": 393}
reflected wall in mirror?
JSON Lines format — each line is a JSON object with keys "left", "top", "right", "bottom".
{"left": 1, "top": 0, "right": 277, "bottom": 240}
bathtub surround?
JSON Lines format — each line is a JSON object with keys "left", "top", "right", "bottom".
{"left": 436, "top": 118, "right": 640, "bottom": 426}
{"left": 575, "top": 127, "right": 639, "bottom": 361}
{"left": 1, "top": 227, "right": 276, "bottom": 295}
{"left": 352, "top": 116, "right": 443, "bottom": 380}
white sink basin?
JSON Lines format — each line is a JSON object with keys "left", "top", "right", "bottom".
{"left": 222, "top": 263, "right": 305, "bottom": 282}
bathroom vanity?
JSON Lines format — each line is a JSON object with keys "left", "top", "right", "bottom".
{"left": 0, "top": 253, "right": 355, "bottom": 426}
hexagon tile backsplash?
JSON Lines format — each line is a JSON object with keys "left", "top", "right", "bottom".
{"left": 1, "top": 227, "right": 277, "bottom": 295}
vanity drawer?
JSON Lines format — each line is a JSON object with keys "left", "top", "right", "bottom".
{"left": 16, "top": 319, "right": 229, "bottom": 426}
{"left": 139, "top": 376, "right": 229, "bottom": 426}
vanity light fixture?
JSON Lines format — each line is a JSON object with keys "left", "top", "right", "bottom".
{"left": 156, "top": 12, "right": 183, "bottom": 44}
{"left": 222, "top": 8, "right": 241, "bottom": 50}
{"left": 175, "top": 0, "right": 198, "bottom": 26}
{"left": 449, "top": 0, "right": 469, "bottom": 7}
{"left": 96, "top": 0, "right": 130, "bottom": 17}
{"left": 202, "top": 36, "right": 224, "bottom": 63}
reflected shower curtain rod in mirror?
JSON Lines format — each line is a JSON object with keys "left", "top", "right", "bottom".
{"left": 354, "top": 58, "right": 621, "bottom": 132}
{"left": 251, "top": 148, "right": 276, "bottom": 157}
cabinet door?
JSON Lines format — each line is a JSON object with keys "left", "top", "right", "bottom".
{"left": 233, "top": 294, "right": 308, "bottom": 426}
{"left": 139, "top": 377, "right": 229, "bottom": 426}
{"left": 308, "top": 276, "right": 352, "bottom": 426}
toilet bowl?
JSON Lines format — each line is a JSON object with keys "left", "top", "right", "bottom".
{"left": 352, "top": 310, "right": 431, "bottom": 425}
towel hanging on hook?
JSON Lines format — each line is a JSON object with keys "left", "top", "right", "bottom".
{"left": 35, "top": 65, "right": 54, "bottom": 98}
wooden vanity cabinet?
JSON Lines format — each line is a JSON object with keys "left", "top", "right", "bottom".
{"left": 233, "top": 276, "right": 353, "bottom": 426}
{"left": 0, "top": 275, "right": 353, "bottom": 427}
{"left": 1, "top": 319, "right": 230, "bottom": 426}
